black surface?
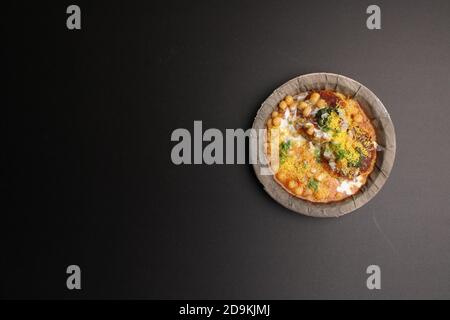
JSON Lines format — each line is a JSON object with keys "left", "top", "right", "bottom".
{"left": 3, "top": 0, "right": 450, "bottom": 299}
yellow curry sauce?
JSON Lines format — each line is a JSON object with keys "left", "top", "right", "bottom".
{"left": 266, "top": 90, "right": 377, "bottom": 203}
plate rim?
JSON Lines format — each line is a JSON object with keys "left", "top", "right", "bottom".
{"left": 251, "top": 72, "right": 396, "bottom": 218}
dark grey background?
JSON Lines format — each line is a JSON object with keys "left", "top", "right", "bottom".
{"left": 3, "top": 0, "right": 450, "bottom": 299}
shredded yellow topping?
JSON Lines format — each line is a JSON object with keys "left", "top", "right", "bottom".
{"left": 327, "top": 112, "right": 341, "bottom": 131}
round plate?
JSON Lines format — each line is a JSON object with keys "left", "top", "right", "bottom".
{"left": 252, "top": 73, "right": 396, "bottom": 217}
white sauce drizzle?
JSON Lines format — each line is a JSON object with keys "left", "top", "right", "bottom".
{"left": 337, "top": 176, "right": 364, "bottom": 195}
{"left": 279, "top": 110, "right": 306, "bottom": 145}
{"left": 294, "top": 93, "right": 308, "bottom": 101}
{"left": 313, "top": 129, "right": 331, "bottom": 140}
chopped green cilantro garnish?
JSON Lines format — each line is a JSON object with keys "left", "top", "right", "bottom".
{"left": 307, "top": 178, "right": 319, "bottom": 192}
{"left": 279, "top": 140, "right": 291, "bottom": 165}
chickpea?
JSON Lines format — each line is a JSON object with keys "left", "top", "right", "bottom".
{"left": 298, "top": 101, "right": 308, "bottom": 110}
{"left": 353, "top": 114, "right": 363, "bottom": 123}
{"left": 314, "top": 190, "right": 325, "bottom": 200}
{"left": 302, "top": 105, "right": 312, "bottom": 117}
{"left": 289, "top": 102, "right": 297, "bottom": 111}
{"left": 279, "top": 100, "right": 287, "bottom": 111}
{"left": 285, "top": 95, "right": 294, "bottom": 106}
{"left": 309, "top": 92, "right": 320, "bottom": 105}
{"left": 276, "top": 171, "right": 287, "bottom": 183}
{"left": 272, "top": 117, "right": 282, "bottom": 127}
{"left": 304, "top": 123, "right": 314, "bottom": 134}
{"left": 267, "top": 118, "right": 273, "bottom": 128}
{"left": 316, "top": 99, "right": 327, "bottom": 108}
{"left": 294, "top": 186, "right": 304, "bottom": 196}
{"left": 271, "top": 111, "right": 279, "bottom": 118}
{"left": 287, "top": 180, "right": 298, "bottom": 190}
